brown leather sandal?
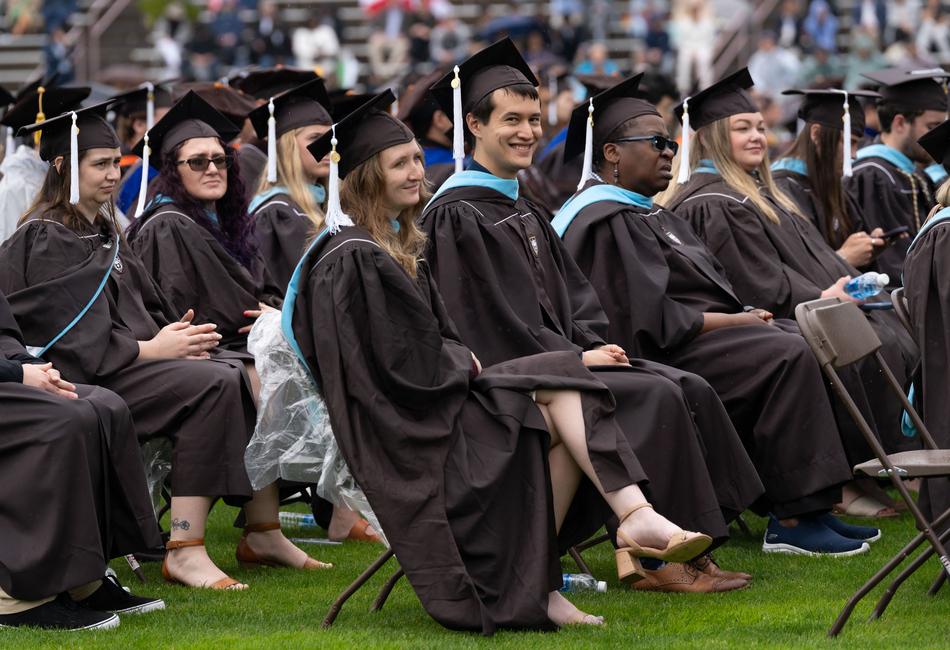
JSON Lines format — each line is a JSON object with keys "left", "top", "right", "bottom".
{"left": 162, "top": 538, "right": 247, "bottom": 590}
{"left": 615, "top": 504, "right": 713, "bottom": 580}
{"left": 346, "top": 518, "right": 383, "bottom": 543}
{"left": 236, "top": 522, "right": 332, "bottom": 570}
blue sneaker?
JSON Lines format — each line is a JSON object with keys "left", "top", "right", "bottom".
{"left": 816, "top": 512, "right": 882, "bottom": 543}
{"left": 762, "top": 515, "right": 870, "bottom": 557}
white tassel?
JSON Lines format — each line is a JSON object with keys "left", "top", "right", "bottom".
{"left": 577, "top": 98, "right": 594, "bottom": 191}
{"left": 266, "top": 97, "right": 278, "bottom": 183}
{"left": 4, "top": 126, "right": 14, "bottom": 163}
{"left": 836, "top": 89, "right": 853, "bottom": 178}
{"left": 324, "top": 125, "right": 353, "bottom": 234}
{"left": 145, "top": 82, "right": 155, "bottom": 130}
{"left": 69, "top": 112, "right": 80, "bottom": 205}
{"left": 134, "top": 132, "right": 150, "bottom": 218}
{"left": 677, "top": 98, "right": 691, "bottom": 184}
{"left": 451, "top": 65, "right": 464, "bottom": 173}
{"left": 548, "top": 74, "right": 557, "bottom": 127}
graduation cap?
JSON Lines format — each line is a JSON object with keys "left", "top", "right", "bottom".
{"left": 17, "top": 101, "right": 120, "bottom": 204}
{"left": 396, "top": 69, "right": 446, "bottom": 139}
{"left": 918, "top": 119, "right": 950, "bottom": 174}
{"left": 129, "top": 90, "right": 240, "bottom": 217}
{"left": 247, "top": 77, "right": 332, "bottom": 183}
{"left": 563, "top": 74, "right": 659, "bottom": 189}
{"left": 430, "top": 38, "right": 539, "bottom": 173}
{"left": 861, "top": 67, "right": 950, "bottom": 113}
{"left": 0, "top": 83, "right": 91, "bottom": 147}
{"left": 110, "top": 81, "right": 176, "bottom": 128}
{"left": 0, "top": 85, "right": 14, "bottom": 108}
{"left": 673, "top": 68, "right": 757, "bottom": 184}
{"left": 233, "top": 67, "right": 320, "bottom": 101}
{"left": 172, "top": 82, "right": 258, "bottom": 125}
{"left": 782, "top": 88, "right": 882, "bottom": 177}
{"left": 306, "top": 90, "right": 414, "bottom": 233}
{"left": 328, "top": 89, "right": 375, "bottom": 121}
{"left": 539, "top": 64, "right": 571, "bottom": 127}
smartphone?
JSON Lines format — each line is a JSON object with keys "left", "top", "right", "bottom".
{"left": 881, "top": 226, "right": 910, "bottom": 240}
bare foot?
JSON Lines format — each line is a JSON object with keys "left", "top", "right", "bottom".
{"left": 616, "top": 505, "right": 684, "bottom": 550}
{"left": 547, "top": 591, "right": 604, "bottom": 626}
{"left": 244, "top": 528, "right": 332, "bottom": 568}
{"left": 164, "top": 544, "right": 247, "bottom": 589}
{"left": 327, "top": 507, "right": 379, "bottom": 542}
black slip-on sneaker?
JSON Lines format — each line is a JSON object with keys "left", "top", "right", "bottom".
{"left": 0, "top": 593, "right": 119, "bottom": 631}
{"left": 77, "top": 575, "right": 165, "bottom": 615}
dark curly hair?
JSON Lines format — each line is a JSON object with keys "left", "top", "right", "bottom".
{"left": 128, "top": 138, "right": 258, "bottom": 269}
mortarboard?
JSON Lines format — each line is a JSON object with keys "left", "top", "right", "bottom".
{"left": 233, "top": 67, "right": 320, "bottom": 101}
{"left": 919, "top": 119, "right": 950, "bottom": 173}
{"left": 861, "top": 67, "right": 950, "bottom": 113}
{"left": 172, "top": 82, "right": 258, "bottom": 125}
{"left": 396, "top": 69, "right": 446, "bottom": 139}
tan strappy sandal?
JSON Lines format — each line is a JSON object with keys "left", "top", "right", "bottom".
{"left": 614, "top": 504, "right": 713, "bottom": 582}
{"left": 162, "top": 538, "right": 247, "bottom": 590}
{"left": 235, "top": 521, "right": 332, "bottom": 570}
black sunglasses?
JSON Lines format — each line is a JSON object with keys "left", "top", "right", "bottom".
{"left": 611, "top": 135, "right": 679, "bottom": 155}
{"left": 176, "top": 154, "right": 233, "bottom": 172}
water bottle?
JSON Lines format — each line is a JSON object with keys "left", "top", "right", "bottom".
{"left": 560, "top": 573, "right": 607, "bottom": 593}
{"left": 845, "top": 272, "right": 889, "bottom": 300}
{"left": 278, "top": 511, "right": 320, "bottom": 529}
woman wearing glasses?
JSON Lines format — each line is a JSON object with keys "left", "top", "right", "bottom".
{"left": 127, "top": 92, "right": 282, "bottom": 353}
{"left": 554, "top": 76, "right": 870, "bottom": 560}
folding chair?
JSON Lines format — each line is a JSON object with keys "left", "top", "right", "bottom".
{"left": 794, "top": 298, "right": 950, "bottom": 637}
{"left": 322, "top": 548, "right": 401, "bottom": 628}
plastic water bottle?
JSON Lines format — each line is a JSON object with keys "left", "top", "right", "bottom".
{"left": 560, "top": 573, "right": 607, "bottom": 593}
{"left": 278, "top": 511, "right": 320, "bottom": 528}
{"left": 845, "top": 272, "right": 889, "bottom": 300}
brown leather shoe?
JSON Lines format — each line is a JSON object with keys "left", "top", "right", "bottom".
{"left": 689, "top": 553, "right": 752, "bottom": 582}
{"left": 631, "top": 562, "right": 748, "bottom": 593}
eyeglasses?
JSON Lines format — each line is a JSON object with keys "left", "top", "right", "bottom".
{"left": 611, "top": 135, "right": 679, "bottom": 155}
{"left": 176, "top": 155, "right": 233, "bottom": 172}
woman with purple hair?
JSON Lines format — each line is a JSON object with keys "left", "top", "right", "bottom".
{"left": 127, "top": 91, "right": 282, "bottom": 354}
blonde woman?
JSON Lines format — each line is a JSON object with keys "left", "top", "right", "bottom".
{"left": 663, "top": 69, "right": 919, "bottom": 517}
{"left": 248, "top": 78, "right": 331, "bottom": 289}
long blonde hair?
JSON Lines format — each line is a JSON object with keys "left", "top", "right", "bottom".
{"left": 936, "top": 177, "right": 950, "bottom": 208}
{"left": 338, "top": 144, "right": 430, "bottom": 277}
{"left": 255, "top": 128, "right": 325, "bottom": 229}
{"left": 657, "top": 116, "right": 801, "bottom": 224}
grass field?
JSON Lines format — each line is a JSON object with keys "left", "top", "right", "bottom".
{"left": 7, "top": 504, "right": 950, "bottom": 649}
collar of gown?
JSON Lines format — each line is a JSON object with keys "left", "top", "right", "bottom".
{"left": 855, "top": 143, "right": 915, "bottom": 174}
{"left": 552, "top": 179, "right": 653, "bottom": 237}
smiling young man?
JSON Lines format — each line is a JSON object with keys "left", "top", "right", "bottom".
{"left": 554, "top": 76, "right": 876, "bottom": 562}
{"left": 846, "top": 67, "right": 950, "bottom": 281}
{"left": 420, "top": 40, "right": 766, "bottom": 592}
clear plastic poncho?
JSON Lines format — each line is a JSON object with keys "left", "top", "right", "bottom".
{"left": 244, "top": 310, "right": 385, "bottom": 544}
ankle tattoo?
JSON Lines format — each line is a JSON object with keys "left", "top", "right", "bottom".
{"left": 171, "top": 518, "right": 191, "bottom": 531}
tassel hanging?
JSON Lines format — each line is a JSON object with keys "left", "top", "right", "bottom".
{"left": 68, "top": 111, "right": 80, "bottom": 205}
{"left": 266, "top": 97, "right": 278, "bottom": 183}
{"left": 134, "top": 132, "right": 150, "bottom": 218}
{"left": 577, "top": 98, "right": 594, "bottom": 191}
{"left": 451, "top": 65, "right": 464, "bottom": 173}
{"left": 836, "top": 89, "right": 853, "bottom": 178}
{"left": 677, "top": 98, "right": 691, "bottom": 184}
{"left": 324, "top": 124, "right": 353, "bottom": 234}
{"left": 145, "top": 82, "right": 155, "bottom": 130}
{"left": 33, "top": 86, "right": 46, "bottom": 148}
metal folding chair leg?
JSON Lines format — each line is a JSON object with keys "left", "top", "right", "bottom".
{"left": 869, "top": 523, "right": 950, "bottom": 621}
{"left": 569, "top": 532, "right": 611, "bottom": 575}
{"left": 569, "top": 546, "right": 593, "bottom": 575}
{"left": 322, "top": 549, "right": 395, "bottom": 628}
{"left": 928, "top": 569, "right": 947, "bottom": 596}
{"left": 734, "top": 514, "right": 752, "bottom": 536}
{"left": 371, "top": 568, "right": 405, "bottom": 612}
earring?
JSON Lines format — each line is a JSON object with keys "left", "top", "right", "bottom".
{"left": 613, "top": 164, "right": 619, "bottom": 181}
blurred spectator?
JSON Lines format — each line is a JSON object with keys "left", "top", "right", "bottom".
{"left": 854, "top": 0, "right": 887, "bottom": 43}
{"left": 917, "top": 0, "right": 950, "bottom": 63}
{"left": 250, "top": 1, "right": 293, "bottom": 67}
{"left": 406, "top": 6, "right": 434, "bottom": 67}
{"left": 844, "top": 28, "right": 887, "bottom": 89}
{"left": 186, "top": 22, "right": 220, "bottom": 81}
{"left": 293, "top": 13, "right": 341, "bottom": 72}
{"left": 41, "top": 0, "right": 76, "bottom": 33}
{"left": 644, "top": 12, "right": 671, "bottom": 58}
{"left": 748, "top": 31, "right": 800, "bottom": 96}
{"left": 154, "top": 27, "right": 184, "bottom": 79}
{"left": 574, "top": 41, "right": 619, "bottom": 76}
{"left": 799, "top": 47, "right": 843, "bottom": 87}
{"left": 367, "top": 1, "right": 410, "bottom": 83}
{"left": 886, "top": 0, "right": 921, "bottom": 45}
{"left": 524, "top": 30, "right": 561, "bottom": 69}
{"left": 884, "top": 29, "right": 935, "bottom": 66}
{"left": 44, "top": 25, "right": 74, "bottom": 82}
{"left": 210, "top": 0, "right": 247, "bottom": 68}
{"left": 670, "top": 0, "right": 715, "bottom": 94}
{"left": 430, "top": 15, "right": 471, "bottom": 65}
{"left": 774, "top": 0, "right": 803, "bottom": 50}
{"left": 6, "top": 0, "right": 40, "bottom": 34}
{"left": 802, "top": 0, "right": 838, "bottom": 53}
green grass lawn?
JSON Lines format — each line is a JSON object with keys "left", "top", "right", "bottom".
{"left": 7, "top": 505, "right": 950, "bottom": 649}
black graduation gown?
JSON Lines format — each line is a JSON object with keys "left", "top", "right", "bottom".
{"left": 420, "top": 183, "right": 764, "bottom": 544}
{"left": 0, "top": 212, "right": 257, "bottom": 504}
{"left": 249, "top": 191, "right": 315, "bottom": 292}
{"left": 845, "top": 153, "right": 935, "bottom": 281}
{"left": 0, "top": 291, "right": 160, "bottom": 601}
{"left": 668, "top": 173, "right": 919, "bottom": 462}
{"left": 773, "top": 167, "right": 869, "bottom": 253}
{"left": 560, "top": 184, "right": 853, "bottom": 517}
{"left": 531, "top": 141, "right": 582, "bottom": 214}
{"left": 129, "top": 201, "right": 282, "bottom": 352}
{"left": 903, "top": 219, "right": 950, "bottom": 527}
{"left": 293, "top": 226, "right": 643, "bottom": 634}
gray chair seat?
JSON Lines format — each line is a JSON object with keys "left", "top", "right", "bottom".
{"left": 854, "top": 450, "right": 950, "bottom": 478}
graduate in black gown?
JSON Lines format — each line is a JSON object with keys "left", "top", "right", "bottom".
{"left": 0, "top": 289, "right": 164, "bottom": 630}
{"left": 554, "top": 75, "right": 874, "bottom": 560}
{"left": 246, "top": 77, "right": 331, "bottom": 291}
{"left": 127, "top": 91, "right": 282, "bottom": 354}
{"left": 772, "top": 88, "right": 886, "bottom": 270}
{"left": 662, "top": 69, "right": 920, "bottom": 517}
{"left": 294, "top": 90, "right": 712, "bottom": 632}
{"left": 396, "top": 68, "right": 457, "bottom": 191}
{"left": 419, "top": 39, "right": 764, "bottom": 584}
{"left": 903, "top": 119, "right": 950, "bottom": 531}
{"left": 845, "top": 68, "right": 949, "bottom": 282}
{"left": 0, "top": 102, "right": 327, "bottom": 592}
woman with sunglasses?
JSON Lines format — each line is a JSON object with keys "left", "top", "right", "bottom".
{"left": 554, "top": 76, "right": 872, "bottom": 560}
{"left": 660, "top": 70, "right": 919, "bottom": 517}
{"left": 127, "top": 92, "right": 282, "bottom": 354}
{"left": 0, "top": 103, "right": 329, "bottom": 592}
